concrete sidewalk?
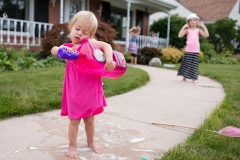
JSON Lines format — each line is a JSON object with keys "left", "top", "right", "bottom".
{"left": 0, "top": 65, "right": 225, "bottom": 160}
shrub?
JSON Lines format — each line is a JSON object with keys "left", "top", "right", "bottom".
{"left": 15, "top": 57, "right": 45, "bottom": 69}
{"left": 41, "top": 21, "right": 118, "bottom": 58}
{"left": 40, "top": 56, "right": 65, "bottom": 67}
{"left": 41, "top": 23, "right": 70, "bottom": 59}
{"left": 205, "top": 57, "right": 239, "bottom": 64}
{"left": 137, "top": 47, "right": 161, "bottom": 65}
{"left": 206, "top": 18, "right": 237, "bottom": 52}
{"left": 0, "top": 52, "right": 20, "bottom": 71}
{"left": 95, "top": 21, "right": 118, "bottom": 50}
{"left": 161, "top": 46, "right": 183, "bottom": 64}
{"left": 150, "top": 14, "right": 186, "bottom": 50}
{"left": 200, "top": 38, "right": 216, "bottom": 61}
{"left": 204, "top": 48, "right": 239, "bottom": 64}
{"left": 124, "top": 52, "right": 131, "bottom": 63}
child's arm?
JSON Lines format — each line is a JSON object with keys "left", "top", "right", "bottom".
{"left": 129, "top": 26, "right": 136, "bottom": 35}
{"left": 89, "top": 39, "right": 116, "bottom": 71}
{"left": 198, "top": 21, "right": 209, "bottom": 38}
{"left": 178, "top": 24, "right": 188, "bottom": 38}
{"left": 51, "top": 45, "right": 73, "bottom": 56}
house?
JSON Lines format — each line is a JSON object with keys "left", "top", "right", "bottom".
{"left": 149, "top": 0, "right": 192, "bottom": 25}
{"left": 150, "top": 0, "right": 240, "bottom": 26}
{"left": 0, "top": 0, "right": 177, "bottom": 52}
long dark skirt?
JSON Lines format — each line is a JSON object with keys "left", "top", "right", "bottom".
{"left": 177, "top": 52, "right": 199, "bottom": 80}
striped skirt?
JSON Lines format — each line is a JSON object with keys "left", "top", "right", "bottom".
{"left": 177, "top": 52, "right": 199, "bottom": 80}
{"left": 128, "top": 42, "right": 138, "bottom": 54}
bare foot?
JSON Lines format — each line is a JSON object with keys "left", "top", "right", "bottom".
{"left": 67, "top": 145, "right": 78, "bottom": 158}
{"left": 183, "top": 77, "right": 187, "bottom": 81}
{"left": 193, "top": 80, "right": 198, "bottom": 84}
{"left": 88, "top": 142, "right": 101, "bottom": 153}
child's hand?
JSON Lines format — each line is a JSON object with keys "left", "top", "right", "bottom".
{"left": 183, "top": 23, "right": 189, "bottom": 29}
{"left": 104, "top": 60, "right": 116, "bottom": 72}
{"left": 51, "top": 45, "right": 72, "bottom": 56}
{"left": 198, "top": 21, "right": 204, "bottom": 27}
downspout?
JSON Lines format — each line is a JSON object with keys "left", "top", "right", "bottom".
{"left": 60, "top": 0, "right": 64, "bottom": 23}
{"left": 126, "top": 1, "right": 131, "bottom": 52}
{"left": 166, "top": 12, "right": 171, "bottom": 47}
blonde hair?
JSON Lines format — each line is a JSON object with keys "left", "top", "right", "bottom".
{"left": 68, "top": 11, "right": 98, "bottom": 38}
{"left": 134, "top": 26, "right": 141, "bottom": 34}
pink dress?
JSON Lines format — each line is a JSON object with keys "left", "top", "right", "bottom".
{"left": 60, "top": 39, "right": 107, "bottom": 120}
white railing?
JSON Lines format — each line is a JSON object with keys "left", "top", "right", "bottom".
{"left": 0, "top": 17, "right": 53, "bottom": 49}
{"left": 136, "top": 35, "right": 167, "bottom": 49}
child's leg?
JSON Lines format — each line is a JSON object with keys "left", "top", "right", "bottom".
{"left": 130, "top": 55, "right": 134, "bottom": 64}
{"left": 67, "top": 119, "right": 81, "bottom": 158}
{"left": 183, "top": 77, "right": 186, "bottom": 81}
{"left": 83, "top": 116, "right": 101, "bottom": 153}
{"left": 134, "top": 57, "right": 137, "bottom": 65}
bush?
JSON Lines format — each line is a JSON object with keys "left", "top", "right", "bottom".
{"left": 204, "top": 48, "right": 239, "bottom": 64}
{"left": 200, "top": 38, "right": 216, "bottom": 61}
{"left": 150, "top": 14, "right": 186, "bottom": 50}
{"left": 205, "top": 57, "right": 239, "bottom": 64}
{"left": 41, "top": 23, "right": 70, "bottom": 59}
{"left": 161, "top": 46, "right": 183, "bottom": 64}
{"left": 41, "top": 21, "right": 118, "bottom": 58}
{"left": 0, "top": 52, "right": 20, "bottom": 71}
{"left": 137, "top": 47, "right": 161, "bottom": 65}
{"left": 206, "top": 18, "right": 237, "bottom": 53}
{"left": 124, "top": 52, "right": 131, "bottom": 63}
{"left": 0, "top": 45, "right": 65, "bottom": 72}
{"left": 95, "top": 21, "right": 118, "bottom": 50}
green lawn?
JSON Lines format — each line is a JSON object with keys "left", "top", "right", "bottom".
{"left": 160, "top": 63, "right": 240, "bottom": 160}
{"left": 0, "top": 66, "right": 149, "bottom": 120}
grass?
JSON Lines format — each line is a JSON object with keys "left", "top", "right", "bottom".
{"left": 1, "top": 63, "right": 240, "bottom": 159}
{"left": 160, "top": 63, "right": 240, "bottom": 160}
{"left": 0, "top": 66, "right": 149, "bottom": 120}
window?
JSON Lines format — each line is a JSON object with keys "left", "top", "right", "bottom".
{"left": 0, "top": 0, "right": 28, "bottom": 31}
{"left": 110, "top": 6, "right": 132, "bottom": 41}
{"left": 0, "top": 0, "right": 27, "bottom": 20}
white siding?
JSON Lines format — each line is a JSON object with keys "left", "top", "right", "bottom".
{"left": 228, "top": 0, "right": 240, "bottom": 27}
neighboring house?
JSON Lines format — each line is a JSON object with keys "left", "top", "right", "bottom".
{"left": 150, "top": 0, "right": 240, "bottom": 27}
{"left": 177, "top": 0, "right": 240, "bottom": 26}
{"left": 0, "top": 0, "right": 177, "bottom": 52}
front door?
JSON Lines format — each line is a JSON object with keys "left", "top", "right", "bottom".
{"left": 64, "top": 0, "right": 85, "bottom": 23}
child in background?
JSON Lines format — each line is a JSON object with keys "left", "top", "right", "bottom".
{"left": 51, "top": 11, "right": 115, "bottom": 158}
{"left": 128, "top": 26, "right": 141, "bottom": 64}
{"left": 177, "top": 13, "right": 209, "bottom": 84}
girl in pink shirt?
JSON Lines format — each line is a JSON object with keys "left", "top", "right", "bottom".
{"left": 177, "top": 13, "right": 209, "bottom": 84}
{"left": 51, "top": 11, "right": 116, "bottom": 158}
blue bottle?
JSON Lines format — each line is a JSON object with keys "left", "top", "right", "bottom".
{"left": 57, "top": 48, "right": 79, "bottom": 60}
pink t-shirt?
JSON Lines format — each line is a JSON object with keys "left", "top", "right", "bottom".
{"left": 185, "top": 28, "right": 200, "bottom": 53}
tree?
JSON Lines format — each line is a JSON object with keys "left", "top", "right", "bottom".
{"left": 150, "top": 14, "right": 186, "bottom": 49}
{"left": 207, "top": 18, "right": 237, "bottom": 53}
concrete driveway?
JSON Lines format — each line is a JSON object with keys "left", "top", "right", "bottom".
{"left": 0, "top": 65, "right": 225, "bottom": 160}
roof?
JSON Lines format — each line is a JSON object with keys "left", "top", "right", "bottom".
{"left": 123, "top": 0, "right": 178, "bottom": 13}
{"left": 177, "top": 0, "right": 238, "bottom": 21}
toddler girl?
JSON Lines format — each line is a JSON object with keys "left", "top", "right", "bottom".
{"left": 51, "top": 11, "right": 115, "bottom": 158}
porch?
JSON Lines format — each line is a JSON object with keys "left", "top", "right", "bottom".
{"left": 0, "top": 17, "right": 167, "bottom": 51}
{"left": 0, "top": 17, "right": 53, "bottom": 50}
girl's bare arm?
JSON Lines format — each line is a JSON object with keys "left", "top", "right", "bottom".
{"left": 178, "top": 24, "right": 188, "bottom": 38}
{"left": 198, "top": 21, "right": 209, "bottom": 37}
